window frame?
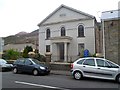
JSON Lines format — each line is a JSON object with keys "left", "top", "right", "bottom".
{"left": 106, "top": 60, "right": 119, "bottom": 68}
{"left": 96, "top": 59, "right": 110, "bottom": 67}
{"left": 18, "top": 59, "right": 25, "bottom": 65}
{"left": 78, "top": 25, "right": 85, "bottom": 37}
{"left": 83, "top": 59, "right": 95, "bottom": 66}
{"left": 77, "top": 59, "right": 85, "bottom": 65}
{"left": 61, "top": 27, "right": 66, "bottom": 36}
{"left": 25, "top": 59, "right": 33, "bottom": 65}
{"left": 46, "top": 28, "right": 50, "bottom": 39}
{"left": 46, "top": 45, "right": 50, "bottom": 52}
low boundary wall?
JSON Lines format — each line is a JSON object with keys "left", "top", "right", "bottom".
{"left": 7, "top": 60, "right": 71, "bottom": 71}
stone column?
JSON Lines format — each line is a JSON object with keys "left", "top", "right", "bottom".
{"left": 64, "top": 42, "right": 67, "bottom": 62}
{"left": 45, "top": 52, "right": 52, "bottom": 68}
{"left": 45, "top": 52, "right": 52, "bottom": 62}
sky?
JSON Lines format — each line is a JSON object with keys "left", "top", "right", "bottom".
{"left": 0, "top": 0, "right": 119, "bottom": 37}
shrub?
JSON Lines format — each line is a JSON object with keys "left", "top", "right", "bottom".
{"left": 33, "top": 53, "right": 46, "bottom": 62}
{"left": 2, "top": 49, "right": 21, "bottom": 60}
{"left": 92, "top": 53, "right": 96, "bottom": 57}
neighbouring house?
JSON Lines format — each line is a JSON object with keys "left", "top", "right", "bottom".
{"left": 101, "top": 10, "right": 120, "bottom": 64}
{"left": 0, "top": 37, "right": 4, "bottom": 58}
{"left": 38, "top": 4, "right": 102, "bottom": 62}
{"left": 4, "top": 43, "right": 36, "bottom": 52}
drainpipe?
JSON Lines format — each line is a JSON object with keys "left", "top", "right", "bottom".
{"left": 102, "top": 19, "right": 105, "bottom": 58}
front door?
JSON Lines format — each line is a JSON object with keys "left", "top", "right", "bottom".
{"left": 59, "top": 43, "right": 64, "bottom": 61}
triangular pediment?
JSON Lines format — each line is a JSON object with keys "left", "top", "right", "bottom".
{"left": 38, "top": 5, "right": 95, "bottom": 26}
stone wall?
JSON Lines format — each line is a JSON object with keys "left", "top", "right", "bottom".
{"left": 104, "top": 20, "right": 119, "bottom": 64}
{"left": 49, "top": 62, "right": 71, "bottom": 71}
{"left": 118, "top": 19, "right": 120, "bottom": 65}
{"left": 95, "top": 22, "right": 103, "bottom": 54}
{"left": 7, "top": 60, "right": 71, "bottom": 71}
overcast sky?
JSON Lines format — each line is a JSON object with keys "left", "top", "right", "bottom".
{"left": 0, "top": 0, "right": 119, "bottom": 37}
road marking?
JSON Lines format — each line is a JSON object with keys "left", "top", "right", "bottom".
{"left": 15, "top": 81, "right": 70, "bottom": 90}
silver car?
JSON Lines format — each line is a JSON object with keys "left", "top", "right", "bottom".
{"left": 71, "top": 57, "right": 120, "bottom": 83}
{"left": 0, "top": 59, "right": 13, "bottom": 71}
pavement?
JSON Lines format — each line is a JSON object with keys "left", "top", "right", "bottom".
{"left": 50, "top": 70, "right": 71, "bottom": 76}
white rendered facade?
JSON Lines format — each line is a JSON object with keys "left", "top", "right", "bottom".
{"left": 38, "top": 5, "right": 98, "bottom": 62}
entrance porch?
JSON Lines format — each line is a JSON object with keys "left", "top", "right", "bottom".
{"left": 50, "top": 36, "right": 72, "bottom": 62}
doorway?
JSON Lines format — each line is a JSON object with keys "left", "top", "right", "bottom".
{"left": 59, "top": 43, "right": 64, "bottom": 61}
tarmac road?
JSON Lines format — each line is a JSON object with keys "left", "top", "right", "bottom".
{"left": 1, "top": 71, "right": 120, "bottom": 90}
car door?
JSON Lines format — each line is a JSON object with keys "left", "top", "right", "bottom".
{"left": 17, "top": 59, "right": 25, "bottom": 71}
{"left": 23, "top": 59, "right": 35, "bottom": 73}
{"left": 82, "top": 58, "right": 97, "bottom": 77}
{"left": 95, "top": 59, "right": 119, "bottom": 79}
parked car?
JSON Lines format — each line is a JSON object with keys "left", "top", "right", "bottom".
{"left": 13, "top": 58, "right": 50, "bottom": 76}
{"left": 71, "top": 57, "right": 120, "bottom": 83}
{"left": 0, "top": 59, "right": 13, "bottom": 71}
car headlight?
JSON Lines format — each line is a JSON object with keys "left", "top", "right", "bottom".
{"left": 40, "top": 66, "right": 45, "bottom": 70}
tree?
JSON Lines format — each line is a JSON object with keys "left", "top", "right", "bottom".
{"left": 22, "top": 46, "right": 33, "bottom": 58}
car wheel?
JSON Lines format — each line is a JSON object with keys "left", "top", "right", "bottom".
{"left": 74, "top": 71, "right": 82, "bottom": 80}
{"left": 116, "top": 74, "right": 120, "bottom": 83}
{"left": 13, "top": 68, "right": 18, "bottom": 74}
{"left": 33, "top": 69, "right": 39, "bottom": 76}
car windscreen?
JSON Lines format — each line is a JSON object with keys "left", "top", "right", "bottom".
{"left": 0, "top": 59, "right": 7, "bottom": 64}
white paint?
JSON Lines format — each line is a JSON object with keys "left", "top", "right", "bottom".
{"left": 39, "top": 6, "right": 96, "bottom": 62}
{"left": 15, "top": 81, "right": 70, "bottom": 90}
{"left": 101, "top": 10, "right": 120, "bottom": 20}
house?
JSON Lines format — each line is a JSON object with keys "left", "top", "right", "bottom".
{"left": 38, "top": 5, "right": 102, "bottom": 62}
{"left": 101, "top": 10, "right": 120, "bottom": 64}
{"left": 4, "top": 43, "right": 36, "bottom": 52}
{"left": 0, "top": 37, "right": 4, "bottom": 58}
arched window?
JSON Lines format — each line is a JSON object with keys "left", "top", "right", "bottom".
{"left": 61, "top": 27, "right": 65, "bottom": 36}
{"left": 78, "top": 25, "right": 84, "bottom": 37}
{"left": 46, "top": 29, "right": 50, "bottom": 39}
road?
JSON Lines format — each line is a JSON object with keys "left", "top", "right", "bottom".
{"left": 1, "top": 72, "right": 120, "bottom": 90}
